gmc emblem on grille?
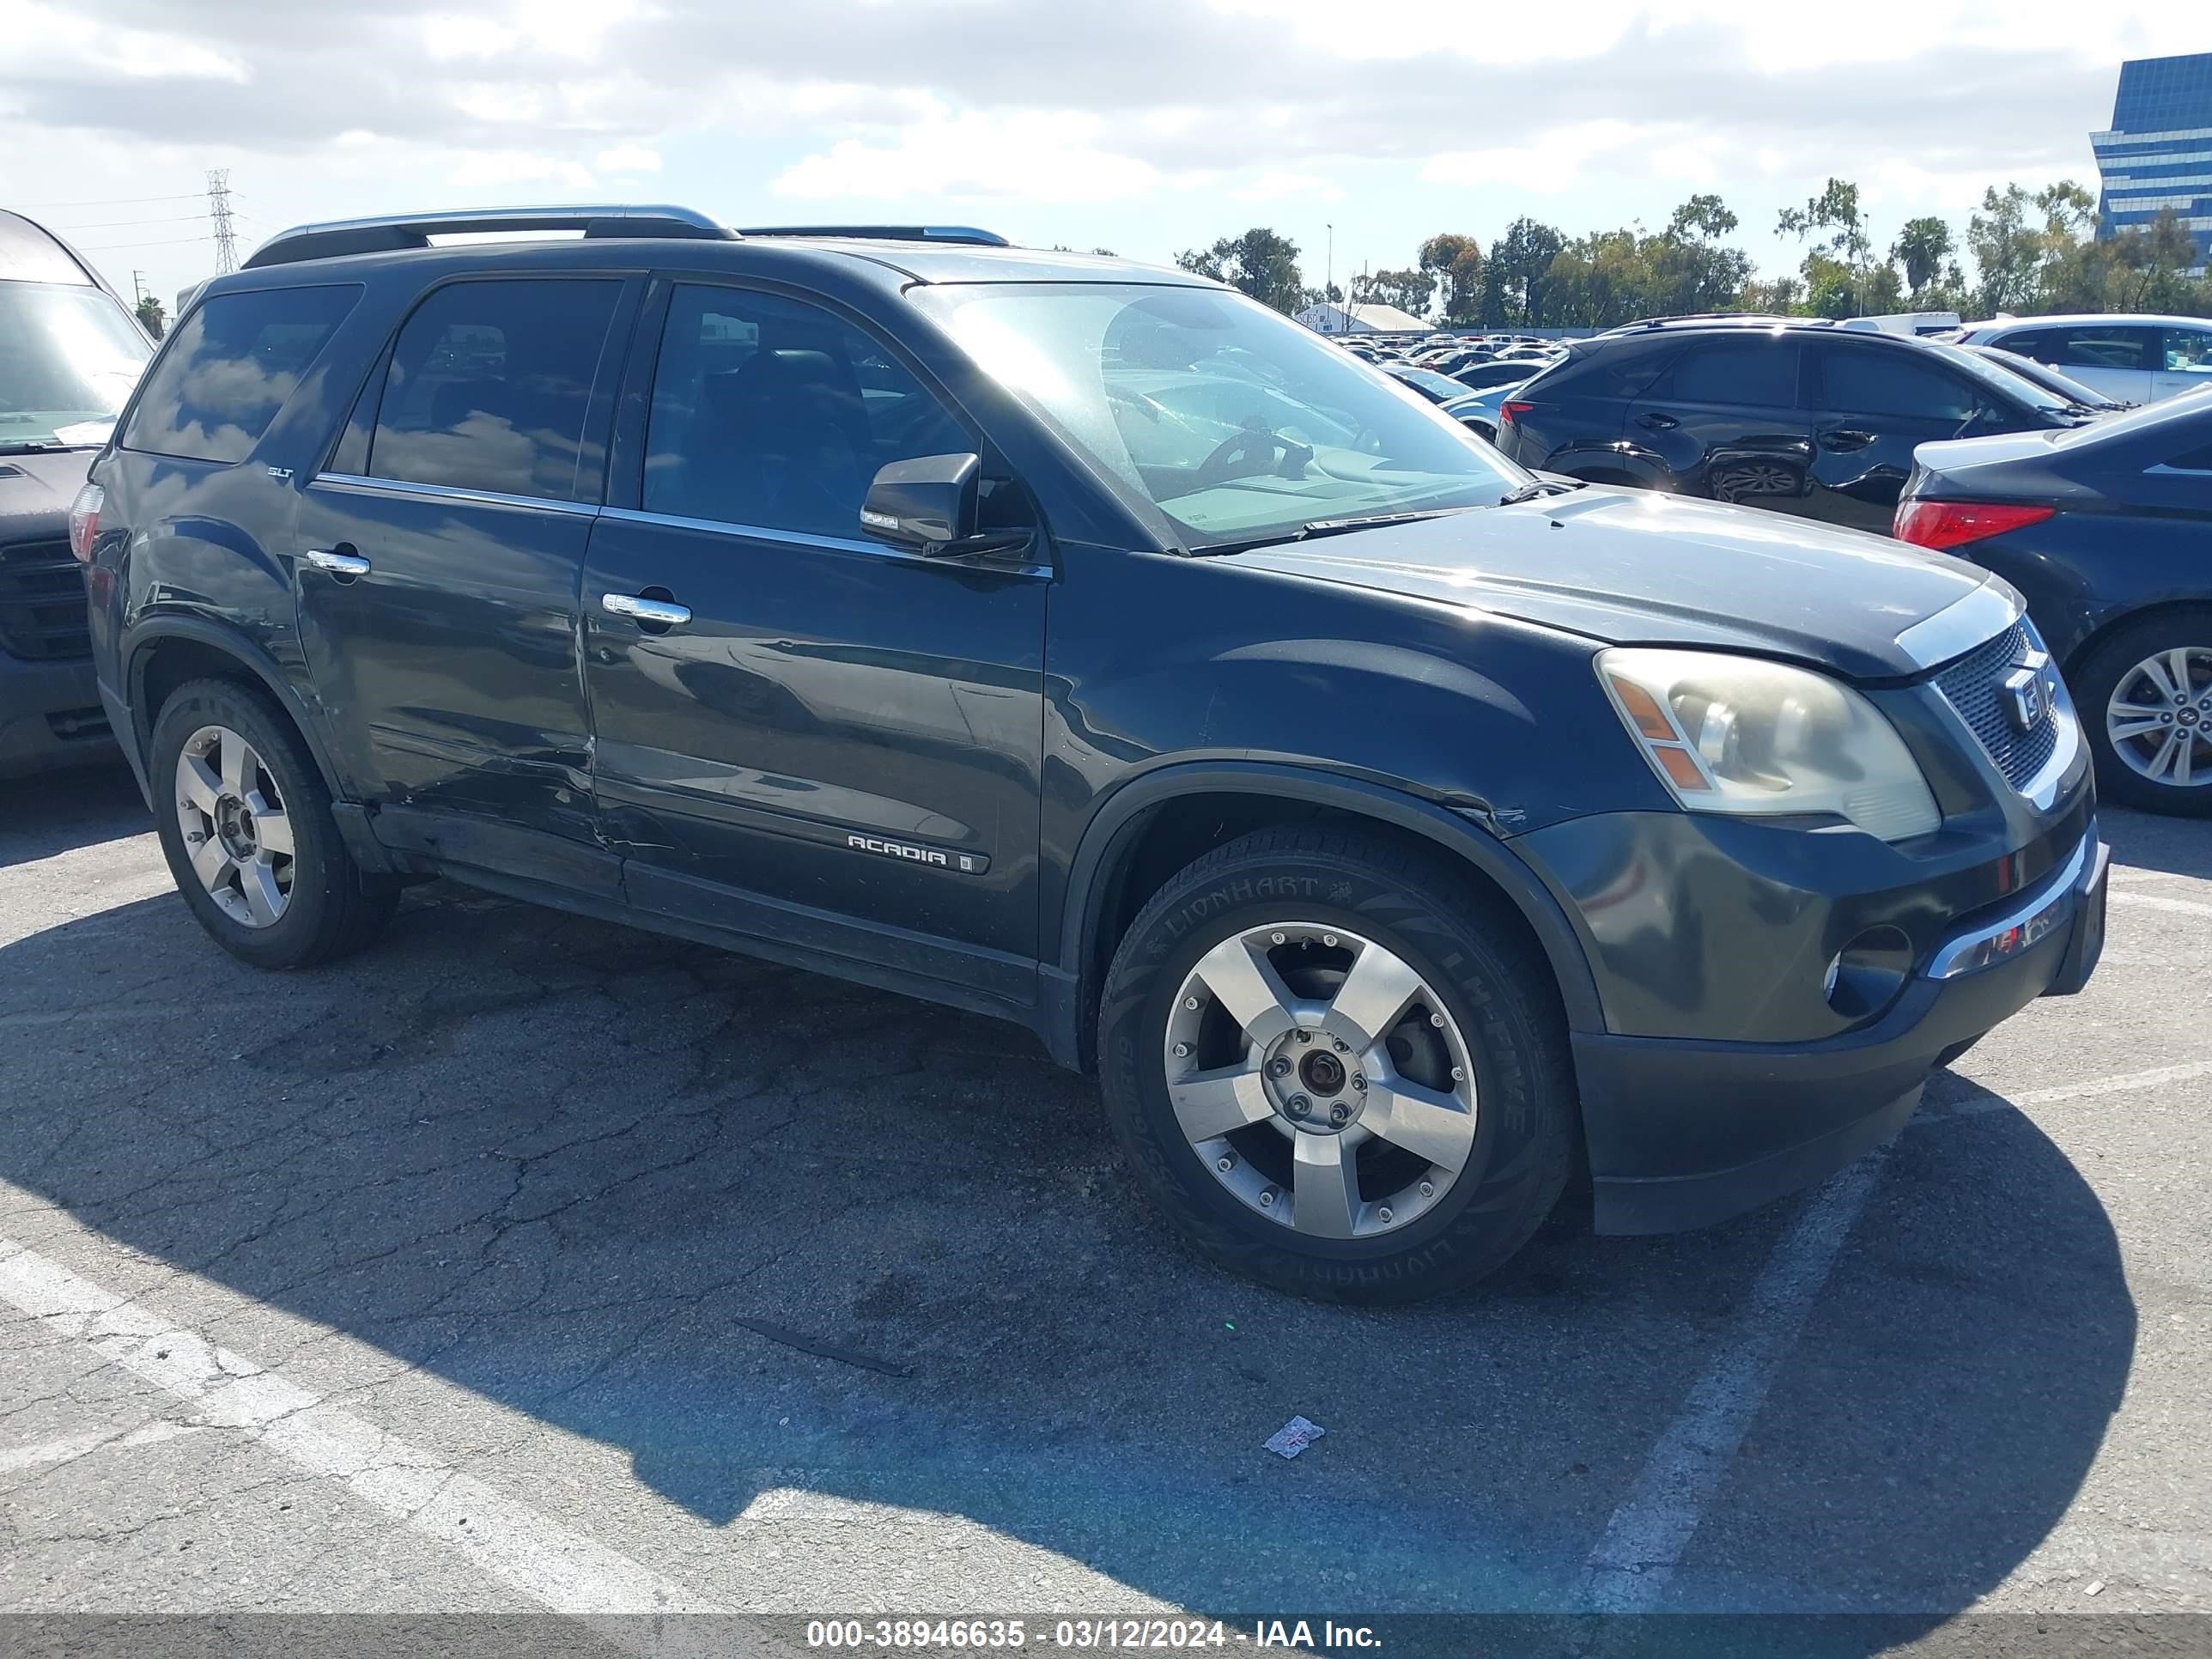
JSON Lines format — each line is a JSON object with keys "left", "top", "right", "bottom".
{"left": 2002, "top": 651, "right": 2055, "bottom": 734}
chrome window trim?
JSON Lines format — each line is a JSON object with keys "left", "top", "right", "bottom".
{"left": 597, "top": 506, "right": 1051, "bottom": 575}
{"left": 1923, "top": 826, "right": 2100, "bottom": 981}
{"left": 311, "top": 471, "right": 599, "bottom": 518}
{"left": 1894, "top": 580, "right": 2023, "bottom": 672}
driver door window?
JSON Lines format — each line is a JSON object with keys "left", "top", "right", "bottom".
{"left": 644, "top": 285, "right": 973, "bottom": 540}
{"left": 1820, "top": 347, "right": 1978, "bottom": 422}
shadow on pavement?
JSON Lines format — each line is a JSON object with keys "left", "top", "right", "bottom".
{"left": 2100, "top": 805, "right": 2212, "bottom": 881}
{"left": 0, "top": 872, "right": 2134, "bottom": 1638}
{"left": 0, "top": 763, "right": 146, "bottom": 870}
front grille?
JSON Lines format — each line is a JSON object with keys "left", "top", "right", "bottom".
{"left": 0, "top": 539, "right": 91, "bottom": 662}
{"left": 1933, "top": 621, "right": 2060, "bottom": 791}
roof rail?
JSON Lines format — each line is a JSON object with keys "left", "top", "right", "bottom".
{"left": 735, "top": 224, "right": 1011, "bottom": 247}
{"left": 241, "top": 205, "right": 735, "bottom": 270}
{"left": 1608, "top": 312, "right": 1832, "bottom": 332}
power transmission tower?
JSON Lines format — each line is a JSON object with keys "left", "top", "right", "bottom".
{"left": 131, "top": 270, "right": 148, "bottom": 305}
{"left": 206, "top": 169, "right": 238, "bottom": 273}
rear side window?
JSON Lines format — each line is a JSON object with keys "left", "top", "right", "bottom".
{"left": 1651, "top": 338, "right": 1797, "bottom": 407}
{"left": 2009, "top": 325, "right": 2153, "bottom": 374}
{"left": 1529, "top": 336, "right": 1679, "bottom": 400}
{"left": 2160, "top": 326, "right": 2212, "bottom": 375}
{"left": 1820, "top": 346, "right": 1977, "bottom": 421}
{"left": 121, "top": 285, "right": 360, "bottom": 464}
{"left": 368, "top": 279, "right": 622, "bottom": 502}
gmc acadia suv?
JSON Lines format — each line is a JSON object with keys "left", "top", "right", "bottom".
{"left": 80, "top": 207, "right": 2107, "bottom": 1301}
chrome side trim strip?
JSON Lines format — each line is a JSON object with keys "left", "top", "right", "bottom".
{"left": 1894, "top": 580, "right": 2023, "bottom": 672}
{"left": 597, "top": 506, "right": 884, "bottom": 557}
{"left": 1923, "top": 827, "right": 2098, "bottom": 981}
{"left": 311, "top": 472, "right": 599, "bottom": 518}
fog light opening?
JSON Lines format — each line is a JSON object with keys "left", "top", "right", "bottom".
{"left": 1824, "top": 927, "right": 1914, "bottom": 1023}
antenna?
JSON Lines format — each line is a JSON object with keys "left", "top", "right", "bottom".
{"left": 206, "top": 168, "right": 238, "bottom": 273}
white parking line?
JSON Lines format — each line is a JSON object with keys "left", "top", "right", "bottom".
{"left": 1923, "top": 1059, "right": 2212, "bottom": 1123}
{"left": 0, "top": 1239, "right": 727, "bottom": 1632}
{"left": 0, "top": 1421, "right": 204, "bottom": 1474}
{"left": 1578, "top": 1153, "right": 1887, "bottom": 1613}
{"left": 2111, "top": 891, "right": 2212, "bottom": 920}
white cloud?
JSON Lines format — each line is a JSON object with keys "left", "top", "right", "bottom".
{"left": 447, "top": 149, "right": 596, "bottom": 189}
{"left": 1425, "top": 121, "right": 1645, "bottom": 192}
{"left": 1232, "top": 170, "right": 1346, "bottom": 204}
{"left": 596, "top": 143, "right": 661, "bottom": 174}
{"left": 775, "top": 111, "right": 1159, "bottom": 203}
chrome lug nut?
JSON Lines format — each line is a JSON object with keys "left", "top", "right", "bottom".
{"left": 1322, "top": 933, "right": 1338, "bottom": 947}
{"left": 1333, "top": 1038, "right": 1348, "bottom": 1054}
{"left": 1216, "top": 1154, "right": 1236, "bottom": 1173}
{"left": 1259, "top": 1188, "right": 1277, "bottom": 1207}
{"left": 1450, "top": 1066, "right": 1466, "bottom": 1082}
{"left": 1419, "top": 1181, "right": 1434, "bottom": 1198}
{"left": 1351, "top": 1074, "right": 1366, "bottom": 1091}
{"left": 1287, "top": 1095, "right": 1312, "bottom": 1117}
{"left": 1267, "top": 1056, "right": 1293, "bottom": 1079}
{"left": 1430, "top": 1012, "right": 1445, "bottom": 1028}
{"left": 1272, "top": 931, "right": 1286, "bottom": 945}
{"left": 1294, "top": 1030, "right": 1310, "bottom": 1044}
{"left": 1328, "top": 1103, "right": 1350, "bottom": 1125}
{"left": 1376, "top": 1206, "right": 1393, "bottom": 1224}
{"left": 1184, "top": 996, "right": 1200, "bottom": 1010}
{"left": 1172, "top": 1042, "right": 1190, "bottom": 1059}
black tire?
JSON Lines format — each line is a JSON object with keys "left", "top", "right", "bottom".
{"left": 1097, "top": 827, "right": 1577, "bottom": 1304}
{"left": 149, "top": 678, "right": 399, "bottom": 968}
{"left": 2071, "top": 610, "right": 2212, "bottom": 817}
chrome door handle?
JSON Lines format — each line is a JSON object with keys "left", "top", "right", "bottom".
{"left": 303, "top": 547, "right": 370, "bottom": 576}
{"left": 602, "top": 592, "right": 692, "bottom": 627}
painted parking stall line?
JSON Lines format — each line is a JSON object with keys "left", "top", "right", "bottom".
{"left": 1578, "top": 1154, "right": 1887, "bottom": 1613}
{"left": 0, "top": 1239, "right": 728, "bottom": 1636}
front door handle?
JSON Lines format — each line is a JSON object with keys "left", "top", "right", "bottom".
{"left": 602, "top": 592, "right": 692, "bottom": 628}
{"left": 1820, "top": 428, "right": 1875, "bottom": 452}
{"left": 1635, "top": 410, "right": 1680, "bottom": 431}
{"left": 303, "top": 546, "right": 370, "bottom": 578}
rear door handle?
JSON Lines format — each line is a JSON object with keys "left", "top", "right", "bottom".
{"left": 1635, "top": 410, "right": 1680, "bottom": 431}
{"left": 303, "top": 546, "right": 370, "bottom": 578}
{"left": 1820, "top": 428, "right": 1875, "bottom": 451}
{"left": 602, "top": 592, "right": 692, "bottom": 628}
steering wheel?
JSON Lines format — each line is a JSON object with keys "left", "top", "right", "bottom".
{"left": 1190, "top": 423, "right": 1313, "bottom": 492}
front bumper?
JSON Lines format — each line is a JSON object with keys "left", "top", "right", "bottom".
{"left": 1571, "top": 822, "right": 2108, "bottom": 1236}
{"left": 0, "top": 653, "right": 112, "bottom": 778}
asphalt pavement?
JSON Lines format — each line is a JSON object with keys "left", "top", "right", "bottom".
{"left": 2, "top": 763, "right": 2208, "bottom": 1653}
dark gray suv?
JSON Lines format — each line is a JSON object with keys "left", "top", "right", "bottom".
{"left": 81, "top": 207, "right": 2106, "bottom": 1301}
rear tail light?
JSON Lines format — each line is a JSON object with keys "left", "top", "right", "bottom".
{"left": 68, "top": 483, "right": 103, "bottom": 563}
{"left": 1893, "top": 499, "right": 2054, "bottom": 550}
{"left": 1499, "top": 399, "right": 1534, "bottom": 427}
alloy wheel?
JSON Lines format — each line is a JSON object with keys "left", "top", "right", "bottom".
{"left": 2105, "top": 646, "right": 2212, "bottom": 789}
{"left": 174, "top": 724, "right": 295, "bottom": 927}
{"left": 1163, "top": 922, "right": 1477, "bottom": 1240}
{"left": 1710, "top": 462, "right": 1798, "bottom": 503}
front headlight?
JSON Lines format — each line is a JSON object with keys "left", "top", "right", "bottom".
{"left": 1597, "top": 648, "right": 1941, "bottom": 842}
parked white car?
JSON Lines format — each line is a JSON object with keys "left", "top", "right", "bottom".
{"left": 1956, "top": 313, "right": 2212, "bottom": 404}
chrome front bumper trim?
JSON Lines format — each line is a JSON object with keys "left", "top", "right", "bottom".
{"left": 1923, "top": 826, "right": 2106, "bottom": 981}
{"left": 1895, "top": 580, "right": 2024, "bottom": 672}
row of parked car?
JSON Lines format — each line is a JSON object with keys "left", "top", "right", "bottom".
{"left": 1432, "top": 312, "right": 2212, "bottom": 813}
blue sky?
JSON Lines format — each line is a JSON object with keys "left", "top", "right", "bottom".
{"left": 3, "top": 0, "right": 2203, "bottom": 314}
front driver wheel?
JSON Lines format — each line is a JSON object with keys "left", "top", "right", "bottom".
{"left": 1097, "top": 828, "right": 1577, "bottom": 1303}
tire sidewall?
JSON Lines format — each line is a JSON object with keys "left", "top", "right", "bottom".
{"left": 1099, "top": 845, "right": 1565, "bottom": 1300}
{"left": 150, "top": 684, "right": 350, "bottom": 968}
{"left": 2075, "top": 612, "right": 2212, "bottom": 817}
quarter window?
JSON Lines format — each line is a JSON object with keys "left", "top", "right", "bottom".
{"left": 2160, "top": 327, "right": 2212, "bottom": 375}
{"left": 643, "top": 284, "right": 972, "bottom": 539}
{"left": 1820, "top": 347, "right": 1977, "bottom": 421}
{"left": 121, "top": 284, "right": 359, "bottom": 464}
{"left": 1652, "top": 339, "right": 1797, "bottom": 407}
{"left": 2014, "top": 325, "right": 2154, "bottom": 374}
{"left": 368, "top": 279, "right": 621, "bottom": 501}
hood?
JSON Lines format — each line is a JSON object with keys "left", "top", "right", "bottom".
{"left": 1224, "top": 486, "right": 2002, "bottom": 681}
{"left": 0, "top": 447, "right": 95, "bottom": 546}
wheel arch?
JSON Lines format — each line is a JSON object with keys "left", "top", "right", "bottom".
{"left": 2062, "top": 598, "right": 2212, "bottom": 684}
{"left": 126, "top": 617, "right": 345, "bottom": 802}
{"left": 1054, "top": 763, "right": 1606, "bottom": 1071}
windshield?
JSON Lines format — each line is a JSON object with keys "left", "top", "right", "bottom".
{"left": 1978, "top": 349, "right": 2119, "bottom": 408}
{"left": 1926, "top": 341, "right": 2077, "bottom": 420}
{"left": 908, "top": 282, "right": 1526, "bottom": 550}
{"left": 0, "top": 281, "right": 151, "bottom": 447}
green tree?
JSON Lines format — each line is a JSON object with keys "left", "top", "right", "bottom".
{"left": 1352, "top": 266, "right": 1437, "bottom": 318}
{"left": 1667, "top": 193, "right": 1739, "bottom": 243}
{"left": 1778, "top": 178, "right": 1874, "bottom": 313}
{"left": 1174, "top": 228, "right": 1304, "bottom": 313}
{"left": 1890, "top": 216, "right": 1954, "bottom": 298}
{"left": 1492, "top": 216, "right": 1565, "bottom": 325}
{"left": 1967, "top": 184, "right": 2043, "bottom": 314}
{"left": 134, "top": 295, "right": 166, "bottom": 339}
{"left": 1416, "top": 233, "right": 1485, "bottom": 324}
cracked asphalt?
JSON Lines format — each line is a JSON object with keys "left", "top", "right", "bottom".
{"left": 3, "top": 763, "right": 2210, "bottom": 1642}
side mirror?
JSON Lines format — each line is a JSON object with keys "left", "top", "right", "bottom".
{"left": 860, "top": 453, "right": 981, "bottom": 554}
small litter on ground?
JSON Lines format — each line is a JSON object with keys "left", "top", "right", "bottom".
{"left": 1264, "top": 1416, "right": 1325, "bottom": 1459}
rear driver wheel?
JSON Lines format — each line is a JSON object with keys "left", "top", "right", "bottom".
{"left": 1097, "top": 828, "right": 1577, "bottom": 1303}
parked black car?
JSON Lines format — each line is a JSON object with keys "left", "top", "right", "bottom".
{"left": 82, "top": 207, "right": 2104, "bottom": 1302}
{"left": 1494, "top": 319, "right": 2093, "bottom": 533}
{"left": 1898, "top": 393, "right": 2212, "bottom": 814}
{"left": 0, "top": 210, "right": 152, "bottom": 775}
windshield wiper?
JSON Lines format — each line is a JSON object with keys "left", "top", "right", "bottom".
{"left": 1498, "top": 477, "right": 1586, "bottom": 506}
{"left": 0, "top": 439, "right": 70, "bottom": 454}
{"left": 1190, "top": 506, "right": 1478, "bottom": 557}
